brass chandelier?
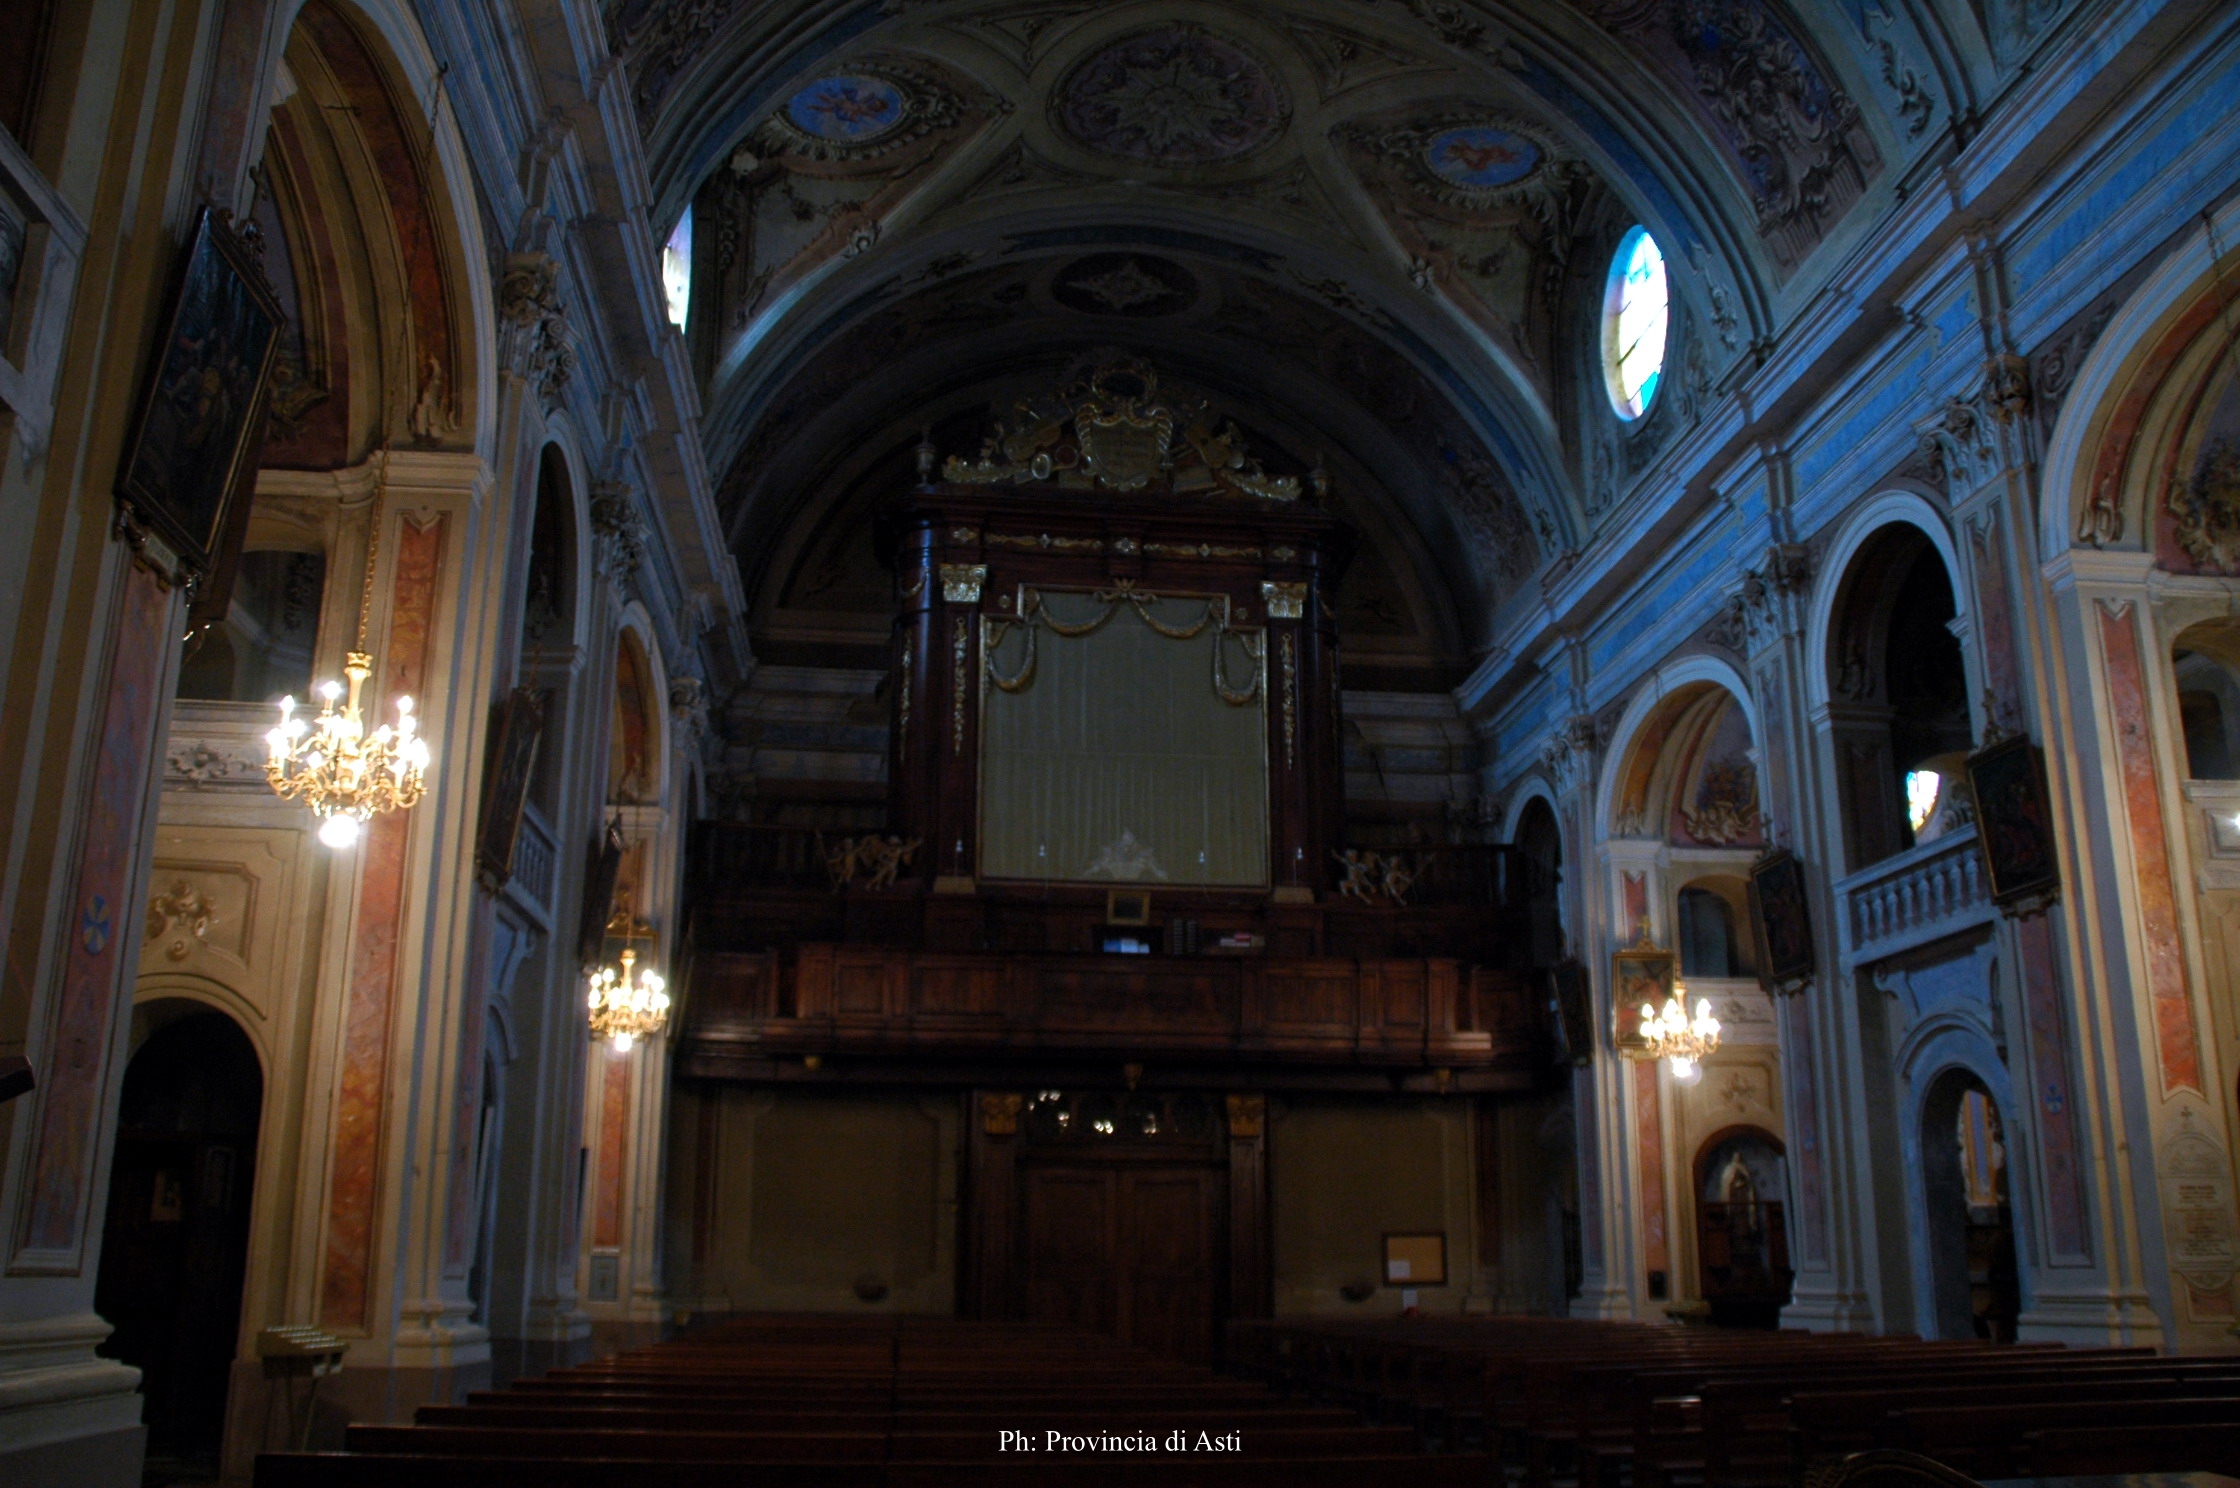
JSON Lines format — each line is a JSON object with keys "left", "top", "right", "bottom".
{"left": 1640, "top": 985, "right": 1721, "bottom": 1078}
{"left": 265, "top": 457, "right": 431, "bottom": 848}
{"left": 587, "top": 947, "right": 669, "bottom": 1052}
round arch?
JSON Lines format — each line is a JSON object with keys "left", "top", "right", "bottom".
{"left": 611, "top": 603, "right": 674, "bottom": 810}
{"left": 2039, "top": 194, "right": 2240, "bottom": 566}
{"left": 1592, "top": 653, "right": 1760, "bottom": 841}
{"left": 1806, "top": 491, "right": 1967, "bottom": 711}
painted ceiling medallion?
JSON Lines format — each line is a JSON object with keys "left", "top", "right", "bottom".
{"left": 1424, "top": 125, "right": 1541, "bottom": 190}
{"left": 757, "top": 65, "right": 963, "bottom": 161}
{"left": 1055, "top": 27, "right": 1287, "bottom": 165}
{"left": 786, "top": 75, "right": 908, "bottom": 143}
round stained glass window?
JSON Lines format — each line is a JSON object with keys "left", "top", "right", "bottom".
{"left": 1602, "top": 226, "right": 1668, "bottom": 421}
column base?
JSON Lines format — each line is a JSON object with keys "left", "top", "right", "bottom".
{"left": 0, "top": 1313, "right": 146, "bottom": 1488}
{"left": 1779, "top": 1288, "right": 1880, "bottom": 1333}
{"left": 2019, "top": 1285, "right": 2169, "bottom": 1348}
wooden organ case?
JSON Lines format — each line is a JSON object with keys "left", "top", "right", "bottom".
{"left": 887, "top": 477, "right": 1349, "bottom": 904}
{"left": 679, "top": 362, "right": 1546, "bottom": 1344}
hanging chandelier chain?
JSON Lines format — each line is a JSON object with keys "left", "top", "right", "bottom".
{"left": 356, "top": 444, "right": 390, "bottom": 654}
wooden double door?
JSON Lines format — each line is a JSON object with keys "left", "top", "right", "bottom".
{"left": 1019, "top": 1160, "right": 1224, "bottom": 1364}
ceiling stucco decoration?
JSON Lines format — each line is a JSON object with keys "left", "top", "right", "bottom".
{"left": 941, "top": 355, "right": 1300, "bottom": 500}
{"left": 1339, "top": 109, "right": 1595, "bottom": 381}
{"left": 696, "top": 56, "right": 994, "bottom": 365}
{"left": 1570, "top": 0, "right": 1878, "bottom": 272}
{"left": 1050, "top": 254, "right": 1200, "bottom": 318}
{"left": 1053, "top": 26, "right": 1290, "bottom": 165}
{"left": 1272, "top": 15, "right": 1444, "bottom": 101}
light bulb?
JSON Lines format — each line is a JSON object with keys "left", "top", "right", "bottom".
{"left": 1669, "top": 1054, "right": 1698, "bottom": 1080}
{"left": 612, "top": 1031, "right": 634, "bottom": 1053}
{"left": 319, "top": 813, "right": 362, "bottom": 849}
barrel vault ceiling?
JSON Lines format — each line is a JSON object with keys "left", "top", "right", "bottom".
{"left": 598, "top": 0, "right": 2002, "bottom": 670}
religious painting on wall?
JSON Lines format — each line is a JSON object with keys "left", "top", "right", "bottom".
{"left": 1547, "top": 958, "right": 1592, "bottom": 1067}
{"left": 1747, "top": 849, "right": 1814, "bottom": 994}
{"left": 475, "top": 687, "right": 547, "bottom": 892}
{"left": 577, "top": 816, "right": 626, "bottom": 968}
{"left": 1612, "top": 940, "right": 1676, "bottom": 1056}
{"left": 114, "top": 206, "right": 283, "bottom": 575}
{"left": 1967, "top": 736, "right": 2061, "bottom": 910}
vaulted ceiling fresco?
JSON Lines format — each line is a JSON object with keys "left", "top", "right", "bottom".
{"left": 598, "top": 0, "right": 1984, "bottom": 673}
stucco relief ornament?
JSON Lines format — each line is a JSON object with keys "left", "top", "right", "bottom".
{"left": 590, "top": 480, "right": 649, "bottom": 586}
{"left": 2169, "top": 439, "right": 2240, "bottom": 571}
{"left": 1538, "top": 714, "right": 1601, "bottom": 792}
{"left": 941, "top": 357, "right": 1299, "bottom": 501}
{"left": 497, "top": 251, "right": 573, "bottom": 408}
{"left": 1054, "top": 27, "right": 1289, "bottom": 165}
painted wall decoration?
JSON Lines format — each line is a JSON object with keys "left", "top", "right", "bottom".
{"left": 1576, "top": 0, "right": 1878, "bottom": 270}
{"left": 10, "top": 562, "right": 172, "bottom": 1270}
{"left": 786, "top": 74, "right": 907, "bottom": 144}
{"left": 1054, "top": 27, "right": 1289, "bottom": 165}
{"left": 1424, "top": 125, "right": 1542, "bottom": 190}
{"left": 320, "top": 513, "right": 445, "bottom": 1330}
{"left": 2093, "top": 602, "right": 2202, "bottom": 1095}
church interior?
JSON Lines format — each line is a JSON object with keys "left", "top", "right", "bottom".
{"left": 5, "top": 0, "right": 2240, "bottom": 1483}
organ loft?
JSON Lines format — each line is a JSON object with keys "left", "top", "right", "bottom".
{"left": 3, "top": 1, "right": 2240, "bottom": 1484}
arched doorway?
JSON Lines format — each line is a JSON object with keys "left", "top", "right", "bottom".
{"left": 1694, "top": 1126, "right": 1792, "bottom": 1328}
{"left": 1920, "top": 1069, "right": 2020, "bottom": 1341}
{"left": 93, "top": 1007, "right": 263, "bottom": 1478}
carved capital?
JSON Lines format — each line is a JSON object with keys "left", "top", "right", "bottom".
{"left": 497, "top": 252, "right": 573, "bottom": 408}
{"left": 1260, "top": 580, "right": 1306, "bottom": 621}
{"left": 1538, "top": 714, "right": 1601, "bottom": 791}
{"left": 979, "top": 1091, "right": 1023, "bottom": 1136}
{"left": 940, "top": 563, "right": 987, "bottom": 604}
{"left": 1225, "top": 1093, "right": 1266, "bottom": 1140}
{"left": 590, "top": 481, "right": 648, "bottom": 588}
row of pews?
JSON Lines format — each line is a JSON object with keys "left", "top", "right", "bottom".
{"left": 253, "top": 1315, "right": 1490, "bottom": 1486}
{"left": 1227, "top": 1314, "right": 2240, "bottom": 1483}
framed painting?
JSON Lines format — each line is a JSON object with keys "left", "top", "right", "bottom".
{"left": 115, "top": 206, "right": 283, "bottom": 575}
{"left": 475, "top": 687, "right": 547, "bottom": 892}
{"left": 1747, "top": 849, "right": 1815, "bottom": 994}
{"left": 1383, "top": 1232, "right": 1447, "bottom": 1287}
{"left": 577, "top": 816, "right": 627, "bottom": 968}
{"left": 1613, "top": 940, "right": 1677, "bottom": 1056}
{"left": 1967, "top": 736, "right": 2060, "bottom": 910}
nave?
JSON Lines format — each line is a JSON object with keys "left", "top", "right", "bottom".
{"left": 253, "top": 1314, "right": 1491, "bottom": 1486}
{"left": 257, "top": 1313, "right": 2240, "bottom": 1485}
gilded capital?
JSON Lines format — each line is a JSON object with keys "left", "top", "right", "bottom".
{"left": 941, "top": 563, "right": 988, "bottom": 603}
{"left": 1260, "top": 580, "right": 1307, "bottom": 621}
{"left": 979, "top": 1090, "right": 1023, "bottom": 1135}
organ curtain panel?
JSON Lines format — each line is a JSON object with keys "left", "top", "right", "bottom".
{"left": 980, "top": 587, "right": 1267, "bottom": 886}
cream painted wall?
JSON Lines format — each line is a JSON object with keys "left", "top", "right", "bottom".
{"left": 679, "top": 1088, "right": 958, "bottom": 1315}
{"left": 1269, "top": 1097, "right": 1475, "bottom": 1316}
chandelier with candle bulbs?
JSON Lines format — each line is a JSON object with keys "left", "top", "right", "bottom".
{"left": 265, "top": 456, "right": 431, "bottom": 848}
{"left": 588, "top": 946, "right": 669, "bottom": 1052}
{"left": 1640, "top": 985, "right": 1721, "bottom": 1078}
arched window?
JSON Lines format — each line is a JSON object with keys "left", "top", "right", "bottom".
{"left": 662, "top": 206, "right": 692, "bottom": 329}
{"left": 1602, "top": 226, "right": 1668, "bottom": 420}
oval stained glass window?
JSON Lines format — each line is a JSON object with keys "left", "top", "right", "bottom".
{"left": 1602, "top": 226, "right": 1668, "bottom": 421}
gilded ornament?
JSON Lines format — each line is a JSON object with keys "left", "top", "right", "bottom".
{"left": 1261, "top": 580, "right": 1307, "bottom": 620}
{"left": 940, "top": 562, "right": 988, "bottom": 603}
